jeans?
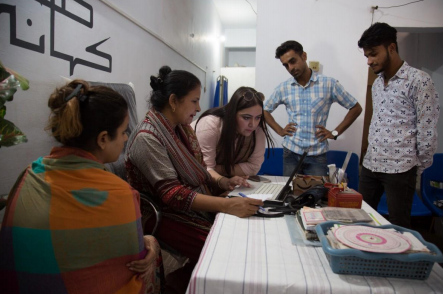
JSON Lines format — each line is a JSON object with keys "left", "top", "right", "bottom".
{"left": 283, "top": 147, "right": 328, "bottom": 176}
{"left": 359, "top": 165, "right": 417, "bottom": 228}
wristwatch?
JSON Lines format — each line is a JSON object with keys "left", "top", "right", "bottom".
{"left": 331, "top": 130, "right": 338, "bottom": 140}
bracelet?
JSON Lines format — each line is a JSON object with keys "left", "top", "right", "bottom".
{"left": 217, "top": 176, "right": 226, "bottom": 189}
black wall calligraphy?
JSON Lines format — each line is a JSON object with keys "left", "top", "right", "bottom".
{"left": 0, "top": 0, "right": 112, "bottom": 75}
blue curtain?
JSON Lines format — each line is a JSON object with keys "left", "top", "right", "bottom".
{"left": 223, "top": 79, "right": 228, "bottom": 106}
{"left": 213, "top": 81, "right": 221, "bottom": 108}
{"left": 213, "top": 76, "right": 228, "bottom": 108}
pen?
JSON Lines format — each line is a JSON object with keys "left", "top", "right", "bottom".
{"left": 238, "top": 192, "right": 248, "bottom": 197}
{"left": 239, "top": 192, "right": 265, "bottom": 211}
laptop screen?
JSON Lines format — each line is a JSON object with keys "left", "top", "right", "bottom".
{"left": 275, "top": 150, "right": 308, "bottom": 200}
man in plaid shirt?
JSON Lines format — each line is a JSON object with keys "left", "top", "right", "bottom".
{"left": 358, "top": 23, "right": 440, "bottom": 228}
{"left": 264, "top": 40, "right": 362, "bottom": 176}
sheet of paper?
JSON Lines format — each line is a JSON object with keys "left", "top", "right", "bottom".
{"left": 302, "top": 210, "right": 326, "bottom": 225}
{"left": 402, "top": 232, "right": 430, "bottom": 252}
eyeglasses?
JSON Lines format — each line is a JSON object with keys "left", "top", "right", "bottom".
{"left": 243, "top": 91, "right": 265, "bottom": 102}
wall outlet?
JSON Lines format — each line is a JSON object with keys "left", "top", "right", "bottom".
{"left": 309, "top": 61, "right": 320, "bottom": 72}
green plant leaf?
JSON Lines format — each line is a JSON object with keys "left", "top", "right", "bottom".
{"left": 0, "top": 106, "right": 5, "bottom": 119}
{"left": 7, "top": 68, "right": 29, "bottom": 91}
{"left": 0, "top": 59, "right": 11, "bottom": 81}
{"left": 0, "top": 118, "right": 28, "bottom": 147}
{"left": 0, "top": 59, "right": 29, "bottom": 91}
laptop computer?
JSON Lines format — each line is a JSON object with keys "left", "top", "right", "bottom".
{"left": 229, "top": 150, "right": 308, "bottom": 207}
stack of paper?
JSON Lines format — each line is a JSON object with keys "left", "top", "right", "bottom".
{"left": 322, "top": 207, "right": 372, "bottom": 223}
{"left": 395, "top": 231, "right": 431, "bottom": 254}
{"left": 302, "top": 208, "right": 327, "bottom": 226}
{"left": 295, "top": 210, "right": 320, "bottom": 242}
{"left": 295, "top": 207, "right": 328, "bottom": 243}
{"left": 325, "top": 224, "right": 349, "bottom": 249}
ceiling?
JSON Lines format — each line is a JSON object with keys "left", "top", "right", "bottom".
{"left": 212, "top": 0, "right": 258, "bottom": 29}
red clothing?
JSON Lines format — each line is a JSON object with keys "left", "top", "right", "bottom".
{"left": 146, "top": 218, "right": 207, "bottom": 265}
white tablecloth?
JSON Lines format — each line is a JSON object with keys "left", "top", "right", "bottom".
{"left": 187, "top": 176, "right": 443, "bottom": 294}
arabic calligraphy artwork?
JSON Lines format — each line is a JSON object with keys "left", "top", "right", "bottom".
{"left": 0, "top": 0, "right": 112, "bottom": 75}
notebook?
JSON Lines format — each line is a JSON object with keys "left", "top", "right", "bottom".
{"left": 229, "top": 151, "right": 308, "bottom": 205}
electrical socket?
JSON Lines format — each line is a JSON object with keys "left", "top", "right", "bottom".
{"left": 309, "top": 61, "right": 320, "bottom": 72}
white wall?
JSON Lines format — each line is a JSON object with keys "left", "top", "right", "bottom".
{"left": 221, "top": 67, "right": 256, "bottom": 100}
{"left": 398, "top": 32, "right": 443, "bottom": 153}
{"left": 256, "top": 0, "right": 443, "bottom": 157}
{"left": 227, "top": 49, "right": 256, "bottom": 67}
{"left": 225, "top": 29, "right": 256, "bottom": 48}
{"left": 0, "top": 0, "right": 223, "bottom": 194}
{"left": 419, "top": 33, "right": 443, "bottom": 153}
{"left": 224, "top": 29, "right": 257, "bottom": 67}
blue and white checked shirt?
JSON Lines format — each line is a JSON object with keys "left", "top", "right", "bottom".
{"left": 264, "top": 71, "right": 358, "bottom": 156}
{"left": 363, "top": 61, "right": 440, "bottom": 175}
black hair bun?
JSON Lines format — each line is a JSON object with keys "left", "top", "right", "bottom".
{"left": 150, "top": 76, "right": 161, "bottom": 91}
{"left": 150, "top": 66, "right": 172, "bottom": 91}
{"left": 158, "top": 65, "right": 172, "bottom": 80}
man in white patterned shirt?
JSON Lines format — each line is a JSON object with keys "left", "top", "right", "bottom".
{"left": 264, "top": 40, "right": 362, "bottom": 176}
{"left": 358, "top": 23, "right": 440, "bottom": 228}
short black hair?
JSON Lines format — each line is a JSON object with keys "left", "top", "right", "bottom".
{"left": 358, "top": 22, "right": 398, "bottom": 53}
{"left": 275, "top": 40, "right": 303, "bottom": 59}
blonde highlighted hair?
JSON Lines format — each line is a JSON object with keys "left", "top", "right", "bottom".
{"left": 46, "top": 80, "right": 87, "bottom": 144}
{"left": 46, "top": 79, "right": 128, "bottom": 149}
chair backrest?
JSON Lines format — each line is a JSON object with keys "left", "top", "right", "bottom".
{"left": 326, "top": 150, "right": 359, "bottom": 190}
{"left": 257, "top": 148, "right": 283, "bottom": 176}
{"left": 377, "top": 191, "right": 432, "bottom": 217}
{"left": 420, "top": 153, "right": 443, "bottom": 217}
{"left": 89, "top": 82, "right": 138, "bottom": 181}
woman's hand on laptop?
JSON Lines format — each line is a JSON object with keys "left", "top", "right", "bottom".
{"left": 221, "top": 176, "right": 251, "bottom": 191}
{"left": 224, "top": 197, "right": 264, "bottom": 218}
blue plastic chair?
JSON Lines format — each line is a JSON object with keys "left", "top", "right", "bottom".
{"left": 258, "top": 148, "right": 283, "bottom": 176}
{"left": 421, "top": 153, "right": 443, "bottom": 217}
{"left": 326, "top": 150, "right": 360, "bottom": 190}
{"left": 377, "top": 192, "right": 432, "bottom": 217}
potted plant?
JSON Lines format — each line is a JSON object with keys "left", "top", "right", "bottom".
{"left": 0, "top": 58, "right": 29, "bottom": 148}
{"left": 0, "top": 59, "right": 29, "bottom": 211}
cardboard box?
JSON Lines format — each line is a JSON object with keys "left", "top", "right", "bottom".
{"left": 328, "top": 187, "right": 363, "bottom": 209}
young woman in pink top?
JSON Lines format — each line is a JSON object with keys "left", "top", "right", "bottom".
{"left": 194, "top": 87, "right": 274, "bottom": 180}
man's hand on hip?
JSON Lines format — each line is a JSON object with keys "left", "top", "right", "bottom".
{"left": 278, "top": 122, "right": 297, "bottom": 137}
{"left": 315, "top": 125, "right": 334, "bottom": 142}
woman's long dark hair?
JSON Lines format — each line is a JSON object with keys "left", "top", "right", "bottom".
{"left": 195, "top": 87, "right": 274, "bottom": 176}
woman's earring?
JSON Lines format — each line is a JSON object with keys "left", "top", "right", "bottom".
{"left": 172, "top": 108, "right": 176, "bottom": 112}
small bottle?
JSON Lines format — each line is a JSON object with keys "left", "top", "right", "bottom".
{"left": 328, "top": 164, "right": 337, "bottom": 184}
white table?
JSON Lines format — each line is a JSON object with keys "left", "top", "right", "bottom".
{"left": 187, "top": 176, "right": 443, "bottom": 294}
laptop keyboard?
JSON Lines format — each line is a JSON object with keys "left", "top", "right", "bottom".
{"left": 255, "top": 184, "right": 284, "bottom": 199}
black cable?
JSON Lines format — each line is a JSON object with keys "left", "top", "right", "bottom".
{"left": 371, "top": 0, "right": 423, "bottom": 26}
{"left": 378, "top": 0, "right": 424, "bottom": 9}
{"left": 245, "top": 0, "right": 257, "bottom": 15}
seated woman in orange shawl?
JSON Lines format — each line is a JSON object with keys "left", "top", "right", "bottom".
{"left": 0, "top": 80, "right": 164, "bottom": 294}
